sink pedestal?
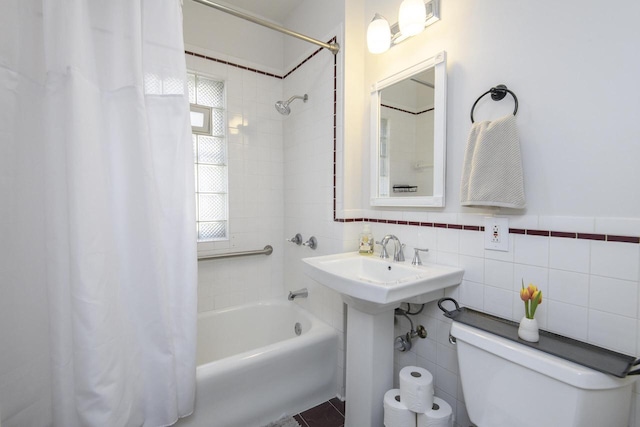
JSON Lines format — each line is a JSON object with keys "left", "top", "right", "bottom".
{"left": 344, "top": 304, "right": 395, "bottom": 427}
{"left": 301, "top": 252, "right": 464, "bottom": 427}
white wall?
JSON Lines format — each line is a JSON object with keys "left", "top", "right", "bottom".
{"left": 348, "top": 1, "right": 640, "bottom": 426}
{"left": 182, "top": 1, "right": 285, "bottom": 74}
{"left": 283, "top": 0, "right": 343, "bottom": 69}
{"left": 362, "top": 0, "right": 640, "bottom": 218}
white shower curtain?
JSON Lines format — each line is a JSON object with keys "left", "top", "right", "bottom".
{"left": 1, "top": 1, "right": 197, "bottom": 426}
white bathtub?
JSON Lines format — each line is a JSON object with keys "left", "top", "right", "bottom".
{"left": 176, "top": 299, "right": 339, "bottom": 427}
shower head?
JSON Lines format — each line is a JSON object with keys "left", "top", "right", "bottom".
{"left": 274, "top": 100, "right": 291, "bottom": 115}
{"left": 275, "top": 94, "right": 308, "bottom": 115}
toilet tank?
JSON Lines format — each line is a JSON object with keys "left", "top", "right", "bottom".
{"left": 451, "top": 321, "right": 636, "bottom": 427}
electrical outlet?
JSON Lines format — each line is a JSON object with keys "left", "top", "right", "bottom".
{"left": 485, "top": 217, "right": 509, "bottom": 251}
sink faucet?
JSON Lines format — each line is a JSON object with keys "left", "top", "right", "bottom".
{"left": 378, "top": 234, "right": 405, "bottom": 262}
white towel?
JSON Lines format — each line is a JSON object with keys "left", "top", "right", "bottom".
{"left": 460, "top": 114, "right": 525, "bottom": 208}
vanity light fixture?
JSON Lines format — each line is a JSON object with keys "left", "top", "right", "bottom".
{"left": 366, "top": 14, "right": 391, "bottom": 54}
{"left": 367, "top": 0, "right": 440, "bottom": 54}
{"left": 399, "top": 0, "right": 427, "bottom": 37}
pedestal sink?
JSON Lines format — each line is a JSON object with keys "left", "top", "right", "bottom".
{"left": 302, "top": 252, "right": 464, "bottom": 427}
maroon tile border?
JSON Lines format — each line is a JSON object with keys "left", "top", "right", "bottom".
{"left": 185, "top": 36, "right": 337, "bottom": 81}
{"left": 185, "top": 50, "right": 284, "bottom": 79}
{"left": 381, "top": 104, "right": 434, "bottom": 115}
{"left": 341, "top": 217, "right": 640, "bottom": 244}
{"left": 332, "top": 38, "right": 338, "bottom": 222}
{"left": 527, "top": 229, "right": 550, "bottom": 237}
{"left": 550, "top": 231, "right": 576, "bottom": 239}
{"left": 608, "top": 235, "right": 640, "bottom": 244}
{"left": 577, "top": 233, "right": 607, "bottom": 241}
{"left": 283, "top": 39, "right": 332, "bottom": 79}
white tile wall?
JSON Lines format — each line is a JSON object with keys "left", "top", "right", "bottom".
{"left": 514, "top": 234, "right": 549, "bottom": 267}
{"left": 589, "top": 310, "right": 637, "bottom": 356}
{"left": 547, "top": 300, "right": 588, "bottom": 340}
{"left": 549, "top": 237, "right": 590, "bottom": 273}
{"left": 187, "top": 53, "right": 286, "bottom": 311}
{"left": 591, "top": 241, "right": 640, "bottom": 282}
{"left": 548, "top": 269, "right": 589, "bottom": 306}
{"left": 484, "top": 259, "right": 513, "bottom": 291}
{"left": 190, "top": 47, "right": 348, "bottom": 399}
{"left": 280, "top": 48, "right": 348, "bottom": 397}
{"left": 371, "top": 220, "right": 640, "bottom": 427}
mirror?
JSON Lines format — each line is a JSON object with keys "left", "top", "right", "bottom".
{"left": 370, "top": 51, "right": 447, "bottom": 207}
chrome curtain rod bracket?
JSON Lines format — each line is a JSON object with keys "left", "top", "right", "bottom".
{"left": 198, "top": 245, "right": 273, "bottom": 261}
{"left": 192, "top": 0, "right": 340, "bottom": 55}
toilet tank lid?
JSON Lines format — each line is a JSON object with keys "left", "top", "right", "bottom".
{"left": 452, "top": 321, "right": 638, "bottom": 390}
{"left": 443, "top": 303, "right": 638, "bottom": 381}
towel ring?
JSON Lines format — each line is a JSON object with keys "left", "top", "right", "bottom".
{"left": 470, "top": 84, "right": 518, "bottom": 123}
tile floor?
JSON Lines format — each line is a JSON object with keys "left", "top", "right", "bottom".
{"left": 293, "top": 398, "right": 345, "bottom": 427}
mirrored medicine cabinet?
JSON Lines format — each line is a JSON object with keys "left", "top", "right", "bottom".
{"left": 370, "top": 51, "right": 447, "bottom": 207}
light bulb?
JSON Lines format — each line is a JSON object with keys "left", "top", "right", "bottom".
{"left": 366, "top": 14, "right": 391, "bottom": 54}
{"left": 399, "top": 0, "right": 426, "bottom": 37}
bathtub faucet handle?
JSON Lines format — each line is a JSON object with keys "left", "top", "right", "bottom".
{"left": 287, "top": 233, "right": 303, "bottom": 245}
{"left": 288, "top": 288, "right": 308, "bottom": 300}
{"left": 302, "top": 236, "right": 317, "bottom": 250}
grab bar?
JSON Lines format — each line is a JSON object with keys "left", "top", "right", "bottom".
{"left": 198, "top": 245, "right": 273, "bottom": 261}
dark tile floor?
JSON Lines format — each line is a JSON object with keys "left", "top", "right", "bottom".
{"left": 293, "top": 398, "right": 345, "bottom": 427}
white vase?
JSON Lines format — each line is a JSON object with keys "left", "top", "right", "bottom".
{"left": 518, "top": 316, "right": 539, "bottom": 342}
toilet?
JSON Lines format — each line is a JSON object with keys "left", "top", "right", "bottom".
{"left": 451, "top": 321, "right": 636, "bottom": 427}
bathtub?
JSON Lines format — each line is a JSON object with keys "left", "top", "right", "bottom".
{"left": 176, "top": 299, "right": 340, "bottom": 427}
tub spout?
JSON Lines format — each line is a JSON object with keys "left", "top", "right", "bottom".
{"left": 288, "top": 288, "right": 308, "bottom": 300}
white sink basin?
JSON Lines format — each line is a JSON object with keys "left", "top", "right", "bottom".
{"left": 302, "top": 252, "right": 464, "bottom": 312}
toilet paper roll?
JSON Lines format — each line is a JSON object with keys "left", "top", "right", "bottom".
{"left": 384, "top": 388, "right": 416, "bottom": 427}
{"left": 416, "top": 397, "right": 454, "bottom": 427}
{"left": 399, "top": 366, "right": 434, "bottom": 413}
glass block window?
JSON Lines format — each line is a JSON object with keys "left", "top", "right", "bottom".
{"left": 188, "top": 73, "right": 228, "bottom": 242}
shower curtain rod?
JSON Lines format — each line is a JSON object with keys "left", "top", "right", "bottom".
{"left": 192, "top": 0, "right": 340, "bottom": 55}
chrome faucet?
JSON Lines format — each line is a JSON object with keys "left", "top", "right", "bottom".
{"left": 288, "top": 288, "right": 308, "bottom": 300}
{"left": 378, "top": 234, "right": 405, "bottom": 262}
